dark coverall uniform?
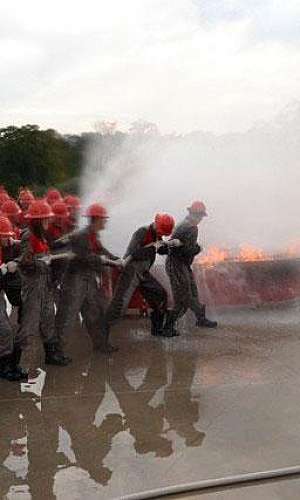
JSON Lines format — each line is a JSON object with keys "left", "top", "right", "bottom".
{"left": 1, "top": 239, "right": 22, "bottom": 321}
{"left": 14, "top": 230, "right": 64, "bottom": 372}
{"left": 164, "top": 218, "right": 207, "bottom": 332}
{"left": 0, "top": 240, "right": 29, "bottom": 380}
{"left": 54, "top": 227, "right": 118, "bottom": 350}
{"left": 0, "top": 266, "right": 14, "bottom": 373}
{"left": 105, "top": 224, "right": 168, "bottom": 337}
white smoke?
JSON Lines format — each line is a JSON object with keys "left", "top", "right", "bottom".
{"left": 81, "top": 105, "right": 300, "bottom": 257}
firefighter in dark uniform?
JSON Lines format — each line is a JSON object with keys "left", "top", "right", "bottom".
{"left": 54, "top": 203, "right": 122, "bottom": 354}
{"left": 163, "top": 201, "right": 217, "bottom": 336}
{"left": 14, "top": 199, "right": 71, "bottom": 379}
{"left": 0, "top": 216, "right": 27, "bottom": 381}
{"left": 103, "top": 213, "right": 177, "bottom": 350}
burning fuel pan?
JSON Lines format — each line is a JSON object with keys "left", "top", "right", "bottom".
{"left": 194, "top": 258, "right": 300, "bottom": 307}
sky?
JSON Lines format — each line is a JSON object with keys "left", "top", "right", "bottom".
{"left": 1, "top": 0, "right": 300, "bottom": 135}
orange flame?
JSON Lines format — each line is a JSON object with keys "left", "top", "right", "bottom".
{"left": 236, "top": 244, "right": 269, "bottom": 262}
{"left": 198, "top": 246, "right": 230, "bottom": 267}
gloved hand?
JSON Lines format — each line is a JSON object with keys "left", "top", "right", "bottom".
{"left": 6, "top": 261, "right": 18, "bottom": 273}
{"left": 0, "top": 263, "right": 7, "bottom": 275}
{"left": 167, "top": 239, "right": 182, "bottom": 248}
{"left": 114, "top": 258, "right": 125, "bottom": 267}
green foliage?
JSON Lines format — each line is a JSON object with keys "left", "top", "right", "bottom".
{"left": 0, "top": 125, "right": 83, "bottom": 196}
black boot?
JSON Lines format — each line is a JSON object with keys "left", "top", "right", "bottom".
{"left": 44, "top": 343, "right": 72, "bottom": 366}
{"left": 196, "top": 306, "right": 218, "bottom": 329}
{"left": 10, "top": 348, "right": 28, "bottom": 379}
{"left": 161, "top": 311, "right": 180, "bottom": 337}
{"left": 150, "top": 310, "right": 165, "bottom": 336}
{"left": 0, "top": 352, "right": 27, "bottom": 382}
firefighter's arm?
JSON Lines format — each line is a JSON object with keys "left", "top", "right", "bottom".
{"left": 124, "top": 228, "right": 156, "bottom": 261}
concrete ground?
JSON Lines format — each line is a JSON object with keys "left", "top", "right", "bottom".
{"left": 1, "top": 302, "right": 300, "bottom": 500}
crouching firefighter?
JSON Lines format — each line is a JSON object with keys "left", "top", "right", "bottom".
{"left": 54, "top": 203, "right": 122, "bottom": 354}
{"left": 0, "top": 216, "right": 27, "bottom": 381}
{"left": 103, "top": 213, "right": 176, "bottom": 350}
{"left": 14, "top": 200, "right": 71, "bottom": 379}
{"left": 163, "top": 201, "right": 218, "bottom": 337}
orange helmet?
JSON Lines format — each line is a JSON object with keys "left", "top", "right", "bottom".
{"left": 0, "top": 216, "right": 15, "bottom": 237}
{"left": 0, "top": 192, "right": 10, "bottom": 208}
{"left": 155, "top": 213, "right": 175, "bottom": 236}
{"left": 52, "top": 201, "right": 69, "bottom": 219}
{"left": 25, "top": 200, "right": 54, "bottom": 219}
{"left": 188, "top": 201, "right": 207, "bottom": 216}
{"left": 46, "top": 189, "right": 63, "bottom": 206}
{"left": 64, "top": 195, "right": 81, "bottom": 210}
{"left": 1, "top": 199, "right": 21, "bottom": 217}
{"left": 83, "top": 203, "right": 108, "bottom": 219}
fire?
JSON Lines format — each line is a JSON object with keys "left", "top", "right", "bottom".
{"left": 236, "top": 244, "right": 269, "bottom": 262}
{"left": 199, "top": 244, "right": 271, "bottom": 267}
{"left": 198, "top": 246, "right": 230, "bottom": 267}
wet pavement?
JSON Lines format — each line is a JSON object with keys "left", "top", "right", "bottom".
{"left": 1, "top": 303, "right": 300, "bottom": 499}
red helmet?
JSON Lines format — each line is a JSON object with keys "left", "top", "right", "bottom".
{"left": 1, "top": 199, "right": 21, "bottom": 217}
{"left": 25, "top": 200, "right": 54, "bottom": 219}
{"left": 0, "top": 192, "right": 10, "bottom": 207}
{"left": 155, "top": 213, "right": 175, "bottom": 236}
{"left": 64, "top": 195, "right": 81, "bottom": 210}
{"left": 188, "top": 201, "right": 207, "bottom": 216}
{"left": 46, "top": 189, "right": 63, "bottom": 206}
{"left": 52, "top": 201, "right": 69, "bottom": 219}
{"left": 83, "top": 203, "right": 108, "bottom": 218}
{"left": 0, "top": 216, "right": 15, "bottom": 236}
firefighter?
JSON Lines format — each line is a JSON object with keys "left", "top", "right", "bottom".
{"left": 14, "top": 199, "right": 71, "bottom": 379}
{"left": 47, "top": 201, "right": 70, "bottom": 245}
{"left": 0, "top": 216, "right": 27, "bottom": 381}
{"left": 104, "top": 213, "right": 176, "bottom": 349}
{"left": 162, "top": 201, "right": 217, "bottom": 337}
{"left": 18, "top": 189, "right": 35, "bottom": 229}
{"left": 54, "top": 203, "right": 122, "bottom": 353}
{"left": 0, "top": 192, "right": 10, "bottom": 209}
{"left": 46, "top": 188, "right": 63, "bottom": 207}
{"left": 0, "top": 217, "right": 22, "bottom": 323}
{"left": 64, "top": 194, "right": 81, "bottom": 232}
{"left": 1, "top": 198, "right": 22, "bottom": 239}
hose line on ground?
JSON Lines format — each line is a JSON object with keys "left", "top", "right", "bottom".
{"left": 121, "top": 465, "right": 300, "bottom": 500}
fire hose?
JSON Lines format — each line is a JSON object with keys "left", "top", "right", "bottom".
{"left": 121, "top": 465, "right": 300, "bottom": 500}
{"left": 0, "top": 252, "right": 124, "bottom": 275}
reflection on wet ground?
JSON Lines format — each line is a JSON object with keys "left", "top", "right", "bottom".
{"left": 1, "top": 303, "right": 300, "bottom": 499}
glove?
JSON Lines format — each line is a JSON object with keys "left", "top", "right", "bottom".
{"left": 0, "top": 263, "right": 7, "bottom": 275}
{"left": 167, "top": 239, "right": 182, "bottom": 248}
{"left": 6, "top": 261, "right": 18, "bottom": 273}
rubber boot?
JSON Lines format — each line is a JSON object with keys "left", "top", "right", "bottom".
{"left": 97, "top": 324, "right": 119, "bottom": 354}
{"left": 44, "top": 343, "right": 72, "bottom": 366}
{"left": 150, "top": 310, "right": 165, "bottom": 336}
{"left": 0, "top": 352, "right": 28, "bottom": 382}
{"left": 10, "top": 347, "right": 28, "bottom": 379}
{"left": 196, "top": 305, "right": 218, "bottom": 329}
{"left": 161, "top": 310, "right": 180, "bottom": 337}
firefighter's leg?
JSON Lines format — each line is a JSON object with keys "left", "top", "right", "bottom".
{"left": 188, "top": 270, "right": 217, "bottom": 328}
{"left": 14, "top": 278, "right": 43, "bottom": 375}
{"left": 104, "top": 266, "right": 140, "bottom": 349}
{"left": 0, "top": 291, "right": 18, "bottom": 380}
{"left": 139, "top": 272, "right": 168, "bottom": 336}
{"left": 40, "top": 276, "right": 72, "bottom": 366}
{"left": 81, "top": 278, "right": 108, "bottom": 351}
{"left": 54, "top": 273, "right": 87, "bottom": 353}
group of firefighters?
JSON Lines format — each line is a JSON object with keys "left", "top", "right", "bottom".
{"left": 0, "top": 184, "right": 217, "bottom": 383}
